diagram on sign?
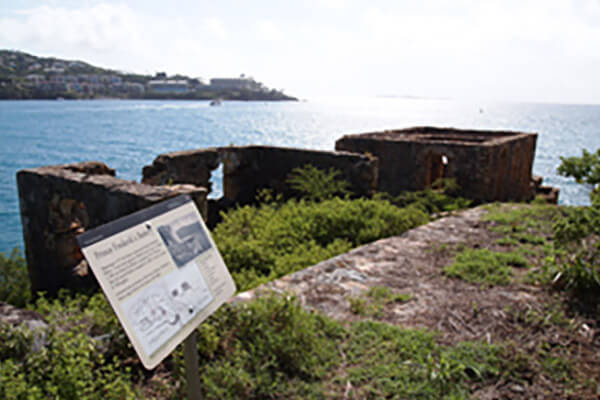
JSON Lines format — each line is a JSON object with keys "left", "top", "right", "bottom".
{"left": 123, "top": 260, "right": 214, "bottom": 356}
{"left": 157, "top": 212, "right": 212, "bottom": 267}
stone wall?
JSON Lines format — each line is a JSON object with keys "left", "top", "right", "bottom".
{"left": 17, "top": 162, "right": 207, "bottom": 296}
{"left": 143, "top": 146, "right": 378, "bottom": 223}
{"left": 336, "top": 127, "right": 538, "bottom": 202}
{"left": 16, "top": 128, "right": 547, "bottom": 296}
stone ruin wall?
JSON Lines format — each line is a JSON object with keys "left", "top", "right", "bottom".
{"left": 336, "top": 127, "right": 540, "bottom": 202}
{"left": 17, "top": 162, "right": 208, "bottom": 296}
{"left": 17, "top": 147, "right": 377, "bottom": 295}
{"left": 142, "top": 146, "right": 378, "bottom": 226}
{"left": 17, "top": 127, "right": 554, "bottom": 296}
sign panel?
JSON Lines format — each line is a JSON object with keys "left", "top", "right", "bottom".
{"left": 77, "top": 195, "right": 236, "bottom": 369}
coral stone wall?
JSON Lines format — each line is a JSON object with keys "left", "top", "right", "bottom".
{"left": 143, "top": 145, "right": 378, "bottom": 204}
{"left": 336, "top": 127, "right": 537, "bottom": 202}
{"left": 17, "top": 162, "right": 207, "bottom": 296}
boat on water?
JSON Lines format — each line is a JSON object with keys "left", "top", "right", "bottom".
{"left": 209, "top": 98, "right": 222, "bottom": 106}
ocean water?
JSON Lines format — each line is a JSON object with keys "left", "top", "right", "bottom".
{"left": 1, "top": 98, "right": 599, "bottom": 254}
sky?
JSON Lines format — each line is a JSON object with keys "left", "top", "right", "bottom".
{"left": 1, "top": 0, "right": 600, "bottom": 103}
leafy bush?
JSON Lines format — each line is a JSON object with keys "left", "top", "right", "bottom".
{"left": 0, "top": 248, "right": 31, "bottom": 307}
{"left": 0, "top": 321, "right": 137, "bottom": 399}
{"left": 213, "top": 197, "right": 428, "bottom": 291}
{"left": 197, "top": 295, "right": 344, "bottom": 398}
{"left": 558, "top": 148, "right": 600, "bottom": 188}
{"left": 553, "top": 148, "right": 600, "bottom": 305}
{"left": 286, "top": 164, "right": 350, "bottom": 201}
{"left": 444, "top": 249, "right": 529, "bottom": 286}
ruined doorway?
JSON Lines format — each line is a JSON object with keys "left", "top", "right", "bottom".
{"left": 425, "top": 152, "right": 448, "bottom": 188}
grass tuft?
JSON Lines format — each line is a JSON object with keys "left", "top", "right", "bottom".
{"left": 444, "top": 249, "right": 529, "bottom": 286}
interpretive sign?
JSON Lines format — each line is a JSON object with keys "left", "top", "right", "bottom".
{"left": 77, "top": 195, "right": 236, "bottom": 369}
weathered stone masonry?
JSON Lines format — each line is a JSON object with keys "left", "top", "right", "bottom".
{"left": 336, "top": 127, "right": 538, "bottom": 202}
{"left": 17, "top": 127, "right": 555, "bottom": 296}
{"left": 142, "top": 145, "right": 378, "bottom": 225}
{"left": 142, "top": 145, "right": 378, "bottom": 202}
{"left": 17, "top": 162, "right": 207, "bottom": 296}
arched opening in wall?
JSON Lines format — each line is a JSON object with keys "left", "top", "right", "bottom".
{"left": 425, "top": 152, "right": 448, "bottom": 188}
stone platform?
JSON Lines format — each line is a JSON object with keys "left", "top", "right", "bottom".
{"left": 232, "top": 206, "right": 543, "bottom": 344}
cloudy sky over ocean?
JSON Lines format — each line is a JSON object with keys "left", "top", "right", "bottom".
{"left": 2, "top": 0, "right": 600, "bottom": 103}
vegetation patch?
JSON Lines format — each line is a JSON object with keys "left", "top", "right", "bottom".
{"left": 213, "top": 197, "right": 428, "bottom": 291}
{"left": 341, "top": 321, "right": 502, "bottom": 399}
{"left": 286, "top": 164, "right": 350, "bottom": 201}
{"left": 0, "top": 249, "right": 31, "bottom": 308}
{"left": 376, "top": 178, "right": 471, "bottom": 214}
{"left": 444, "top": 248, "right": 529, "bottom": 286}
{"left": 348, "top": 286, "right": 412, "bottom": 318}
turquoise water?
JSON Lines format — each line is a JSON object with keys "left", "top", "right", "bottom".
{"left": 1, "top": 98, "right": 599, "bottom": 253}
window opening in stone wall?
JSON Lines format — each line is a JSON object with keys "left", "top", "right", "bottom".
{"left": 207, "top": 162, "right": 224, "bottom": 199}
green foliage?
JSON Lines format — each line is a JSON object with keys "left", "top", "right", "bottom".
{"left": 195, "top": 294, "right": 344, "bottom": 398}
{"left": 343, "top": 320, "right": 502, "bottom": 398}
{"left": 0, "top": 322, "right": 137, "bottom": 399}
{"left": 286, "top": 164, "right": 350, "bottom": 201}
{"left": 349, "top": 286, "right": 412, "bottom": 317}
{"left": 558, "top": 148, "right": 600, "bottom": 188}
{"left": 444, "top": 249, "right": 529, "bottom": 286}
{"left": 366, "top": 285, "right": 412, "bottom": 303}
{"left": 213, "top": 197, "right": 428, "bottom": 291}
{"left": 348, "top": 296, "right": 368, "bottom": 315}
{"left": 553, "top": 149, "right": 600, "bottom": 306}
{"left": 0, "top": 248, "right": 31, "bottom": 307}
{"left": 0, "top": 322, "right": 34, "bottom": 361}
{"left": 376, "top": 178, "right": 471, "bottom": 214}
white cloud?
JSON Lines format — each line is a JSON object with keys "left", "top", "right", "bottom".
{"left": 0, "top": 4, "right": 236, "bottom": 77}
{"left": 202, "top": 17, "right": 227, "bottom": 39}
{"left": 254, "top": 20, "right": 283, "bottom": 41}
{"left": 0, "top": 0, "right": 599, "bottom": 102}
{"left": 311, "top": 0, "right": 352, "bottom": 9}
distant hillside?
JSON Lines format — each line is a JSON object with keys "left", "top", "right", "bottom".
{"left": 0, "top": 50, "right": 297, "bottom": 101}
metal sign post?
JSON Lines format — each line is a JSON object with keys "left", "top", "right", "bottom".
{"left": 183, "top": 331, "right": 202, "bottom": 400}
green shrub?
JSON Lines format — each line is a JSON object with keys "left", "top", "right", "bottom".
{"left": 557, "top": 148, "right": 600, "bottom": 188}
{"left": 213, "top": 197, "right": 428, "bottom": 291}
{"left": 377, "top": 178, "right": 470, "bottom": 214}
{"left": 196, "top": 294, "right": 344, "bottom": 398}
{"left": 0, "top": 323, "right": 137, "bottom": 399}
{"left": 286, "top": 164, "right": 350, "bottom": 201}
{"left": 444, "top": 249, "right": 529, "bottom": 286}
{"left": 553, "top": 149, "right": 600, "bottom": 305}
{"left": 0, "top": 248, "right": 31, "bottom": 307}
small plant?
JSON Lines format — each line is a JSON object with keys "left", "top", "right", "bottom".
{"left": 286, "top": 164, "right": 350, "bottom": 201}
{"left": 348, "top": 296, "right": 368, "bottom": 315}
{"left": 0, "top": 248, "right": 31, "bottom": 307}
{"left": 366, "top": 285, "right": 412, "bottom": 304}
{"left": 377, "top": 178, "right": 471, "bottom": 214}
{"left": 348, "top": 287, "right": 412, "bottom": 318}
